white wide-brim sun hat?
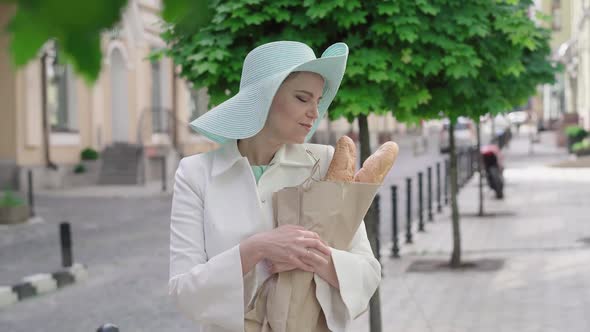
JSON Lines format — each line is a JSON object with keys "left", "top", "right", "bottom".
{"left": 189, "top": 41, "right": 349, "bottom": 144}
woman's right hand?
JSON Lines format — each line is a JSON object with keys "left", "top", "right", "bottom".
{"left": 254, "top": 224, "right": 332, "bottom": 273}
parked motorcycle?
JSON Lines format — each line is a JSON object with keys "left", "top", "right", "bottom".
{"left": 480, "top": 144, "right": 504, "bottom": 199}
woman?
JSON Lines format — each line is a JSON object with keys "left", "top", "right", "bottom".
{"left": 169, "top": 41, "right": 381, "bottom": 332}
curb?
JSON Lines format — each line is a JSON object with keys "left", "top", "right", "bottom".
{"left": 0, "top": 263, "right": 88, "bottom": 309}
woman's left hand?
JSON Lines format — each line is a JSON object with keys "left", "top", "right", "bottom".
{"left": 302, "top": 248, "right": 339, "bottom": 289}
{"left": 265, "top": 248, "right": 329, "bottom": 274}
{"left": 266, "top": 247, "right": 340, "bottom": 289}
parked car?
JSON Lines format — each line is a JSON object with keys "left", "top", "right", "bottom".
{"left": 439, "top": 118, "right": 477, "bottom": 153}
{"left": 508, "top": 111, "right": 528, "bottom": 126}
{"left": 508, "top": 110, "right": 529, "bottom": 134}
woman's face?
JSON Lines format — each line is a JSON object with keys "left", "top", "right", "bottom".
{"left": 264, "top": 71, "right": 325, "bottom": 144}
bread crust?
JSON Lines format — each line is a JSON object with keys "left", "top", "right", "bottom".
{"left": 354, "top": 141, "right": 399, "bottom": 184}
{"left": 324, "top": 136, "right": 356, "bottom": 182}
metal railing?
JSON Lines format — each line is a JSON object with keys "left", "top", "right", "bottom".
{"left": 372, "top": 146, "right": 479, "bottom": 259}
{"left": 136, "top": 107, "right": 189, "bottom": 154}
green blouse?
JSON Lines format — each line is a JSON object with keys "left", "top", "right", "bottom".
{"left": 251, "top": 165, "right": 269, "bottom": 184}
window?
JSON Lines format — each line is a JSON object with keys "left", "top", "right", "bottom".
{"left": 188, "top": 87, "right": 209, "bottom": 120}
{"left": 44, "top": 46, "right": 77, "bottom": 132}
{"left": 552, "top": 0, "right": 561, "bottom": 31}
{"left": 151, "top": 59, "right": 166, "bottom": 133}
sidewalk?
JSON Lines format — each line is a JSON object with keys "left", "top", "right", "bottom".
{"left": 351, "top": 130, "right": 590, "bottom": 332}
{"left": 34, "top": 180, "right": 172, "bottom": 198}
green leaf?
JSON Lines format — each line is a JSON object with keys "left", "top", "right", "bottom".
{"left": 401, "top": 48, "right": 412, "bottom": 64}
{"left": 162, "top": 0, "right": 193, "bottom": 22}
{"left": 156, "top": 0, "right": 558, "bottom": 132}
{"left": 61, "top": 32, "right": 102, "bottom": 83}
{"left": 376, "top": 1, "right": 401, "bottom": 15}
{"left": 7, "top": 10, "right": 51, "bottom": 66}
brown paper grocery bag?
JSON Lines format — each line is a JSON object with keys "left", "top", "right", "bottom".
{"left": 245, "top": 161, "right": 380, "bottom": 332}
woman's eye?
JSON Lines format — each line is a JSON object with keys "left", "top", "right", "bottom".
{"left": 296, "top": 96, "right": 307, "bottom": 102}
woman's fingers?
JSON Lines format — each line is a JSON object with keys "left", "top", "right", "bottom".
{"left": 299, "top": 230, "right": 321, "bottom": 239}
{"left": 264, "top": 225, "right": 332, "bottom": 273}
{"left": 268, "top": 250, "right": 328, "bottom": 274}
{"left": 268, "top": 262, "right": 297, "bottom": 274}
{"left": 297, "top": 238, "right": 332, "bottom": 257}
{"left": 305, "top": 249, "right": 329, "bottom": 265}
{"left": 282, "top": 256, "right": 314, "bottom": 273}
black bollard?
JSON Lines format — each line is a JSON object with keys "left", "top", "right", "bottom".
{"left": 418, "top": 172, "right": 424, "bottom": 232}
{"left": 436, "top": 162, "right": 442, "bottom": 213}
{"left": 391, "top": 185, "right": 400, "bottom": 258}
{"left": 59, "top": 222, "right": 73, "bottom": 268}
{"left": 97, "top": 324, "right": 120, "bottom": 332}
{"left": 27, "top": 169, "right": 35, "bottom": 217}
{"left": 457, "top": 152, "right": 464, "bottom": 189}
{"left": 161, "top": 156, "right": 167, "bottom": 192}
{"left": 374, "top": 194, "right": 381, "bottom": 264}
{"left": 469, "top": 148, "right": 475, "bottom": 180}
{"left": 473, "top": 147, "right": 477, "bottom": 177}
{"left": 469, "top": 148, "right": 475, "bottom": 179}
{"left": 465, "top": 150, "right": 470, "bottom": 183}
{"left": 405, "top": 178, "right": 413, "bottom": 244}
{"left": 458, "top": 150, "right": 464, "bottom": 188}
{"left": 444, "top": 159, "right": 449, "bottom": 205}
{"left": 427, "top": 166, "right": 433, "bottom": 222}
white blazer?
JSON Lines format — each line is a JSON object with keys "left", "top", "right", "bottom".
{"left": 169, "top": 139, "right": 381, "bottom": 332}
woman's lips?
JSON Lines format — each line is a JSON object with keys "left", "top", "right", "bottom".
{"left": 300, "top": 123, "right": 312, "bottom": 131}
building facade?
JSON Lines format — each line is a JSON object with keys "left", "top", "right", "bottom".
{"left": 0, "top": 0, "right": 217, "bottom": 191}
{"left": 539, "top": 0, "right": 590, "bottom": 132}
{"left": 0, "top": 0, "right": 402, "bottom": 192}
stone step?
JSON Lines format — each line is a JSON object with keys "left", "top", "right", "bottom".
{"left": 98, "top": 144, "right": 144, "bottom": 185}
{"left": 98, "top": 175, "right": 140, "bottom": 185}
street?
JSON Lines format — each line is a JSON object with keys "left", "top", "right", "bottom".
{"left": 1, "top": 129, "right": 589, "bottom": 332}
{"left": 351, "top": 130, "right": 590, "bottom": 332}
{"left": 1, "top": 1, "right": 587, "bottom": 331}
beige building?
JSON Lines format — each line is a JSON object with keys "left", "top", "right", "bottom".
{"left": 0, "top": 1, "right": 403, "bottom": 192}
{"left": 536, "top": 0, "right": 572, "bottom": 128}
{"left": 567, "top": 0, "right": 590, "bottom": 130}
{"left": 0, "top": 0, "right": 218, "bottom": 191}
{"left": 538, "top": 0, "right": 590, "bottom": 132}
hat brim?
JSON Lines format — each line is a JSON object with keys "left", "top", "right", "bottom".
{"left": 189, "top": 42, "right": 349, "bottom": 144}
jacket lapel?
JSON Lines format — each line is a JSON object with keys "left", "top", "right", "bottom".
{"left": 205, "top": 140, "right": 328, "bottom": 255}
{"left": 211, "top": 140, "right": 318, "bottom": 178}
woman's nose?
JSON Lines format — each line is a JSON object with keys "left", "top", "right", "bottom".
{"left": 306, "top": 105, "right": 319, "bottom": 120}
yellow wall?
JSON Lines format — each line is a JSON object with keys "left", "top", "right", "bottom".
{"left": 540, "top": 0, "right": 572, "bottom": 50}
{"left": 0, "top": 5, "right": 17, "bottom": 160}
{"left": 3, "top": 3, "right": 212, "bottom": 170}
{"left": 15, "top": 60, "right": 44, "bottom": 166}
{"left": 15, "top": 62, "right": 93, "bottom": 166}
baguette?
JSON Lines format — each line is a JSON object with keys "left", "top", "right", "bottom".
{"left": 354, "top": 141, "right": 399, "bottom": 184}
{"left": 324, "top": 136, "right": 356, "bottom": 182}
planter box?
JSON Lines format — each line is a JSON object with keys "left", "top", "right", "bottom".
{"left": 567, "top": 135, "right": 587, "bottom": 153}
{"left": 63, "top": 160, "right": 101, "bottom": 188}
{"left": 0, "top": 205, "right": 29, "bottom": 224}
{"left": 575, "top": 149, "right": 590, "bottom": 157}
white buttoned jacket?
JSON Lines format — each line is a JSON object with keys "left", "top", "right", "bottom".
{"left": 169, "top": 139, "right": 381, "bottom": 332}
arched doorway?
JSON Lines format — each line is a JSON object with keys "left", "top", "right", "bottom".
{"left": 110, "top": 48, "right": 129, "bottom": 143}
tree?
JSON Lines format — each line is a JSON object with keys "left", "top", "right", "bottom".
{"left": 473, "top": 9, "right": 562, "bottom": 216}
{"left": 457, "top": 1, "right": 558, "bottom": 219}
{"left": 158, "top": 2, "right": 408, "bottom": 330}
{"left": 340, "top": 0, "right": 557, "bottom": 267}
{"left": 159, "top": 0, "right": 558, "bottom": 328}
{"left": 2, "top": 0, "right": 211, "bottom": 83}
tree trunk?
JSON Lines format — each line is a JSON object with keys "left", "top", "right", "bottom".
{"left": 358, "top": 114, "right": 382, "bottom": 332}
{"left": 491, "top": 115, "right": 496, "bottom": 139}
{"left": 449, "top": 121, "right": 462, "bottom": 267}
{"left": 171, "top": 64, "right": 178, "bottom": 151}
{"left": 327, "top": 117, "right": 336, "bottom": 146}
{"left": 40, "top": 52, "right": 57, "bottom": 170}
{"left": 477, "top": 120, "right": 484, "bottom": 217}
